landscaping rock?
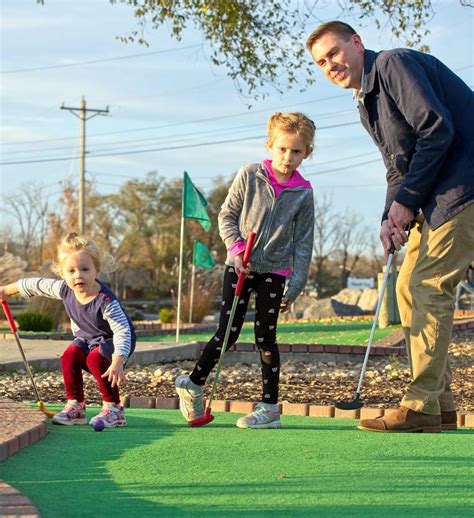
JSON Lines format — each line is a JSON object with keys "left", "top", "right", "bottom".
{"left": 357, "top": 288, "right": 378, "bottom": 312}
{"left": 303, "top": 298, "right": 365, "bottom": 319}
{"left": 0, "top": 330, "right": 471, "bottom": 412}
{"left": 332, "top": 288, "right": 362, "bottom": 306}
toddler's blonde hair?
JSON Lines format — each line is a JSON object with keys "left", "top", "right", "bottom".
{"left": 53, "top": 232, "right": 116, "bottom": 276}
{"left": 267, "top": 112, "right": 316, "bottom": 154}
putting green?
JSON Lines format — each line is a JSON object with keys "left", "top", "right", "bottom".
{"left": 139, "top": 321, "right": 398, "bottom": 346}
{"left": 2, "top": 409, "right": 473, "bottom": 517}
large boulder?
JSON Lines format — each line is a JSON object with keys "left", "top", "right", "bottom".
{"left": 357, "top": 288, "right": 378, "bottom": 312}
{"left": 278, "top": 294, "right": 318, "bottom": 321}
{"left": 302, "top": 298, "right": 364, "bottom": 319}
{"left": 332, "top": 288, "right": 362, "bottom": 306}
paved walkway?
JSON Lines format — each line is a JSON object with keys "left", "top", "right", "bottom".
{"left": 0, "top": 338, "right": 203, "bottom": 372}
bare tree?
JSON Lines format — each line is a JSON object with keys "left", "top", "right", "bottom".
{"left": 312, "top": 193, "right": 343, "bottom": 293}
{"left": 0, "top": 252, "right": 27, "bottom": 284}
{"left": 2, "top": 183, "right": 50, "bottom": 267}
{"left": 368, "top": 236, "right": 384, "bottom": 277}
{"left": 335, "top": 208, "right": 370, "bottom": 289}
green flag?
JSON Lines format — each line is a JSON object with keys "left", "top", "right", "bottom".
{"left": 183, "top": 171, "right": 211, "bottom": 231}
{"left": 194, "top": 241, "right": 215, "bottom": 269}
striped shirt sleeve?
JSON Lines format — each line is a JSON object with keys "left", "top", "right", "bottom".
{"left": 17, "top": 278, "right": 64, "bottom": 300}
{"left": 102, "top": 299, "right": 132, "bottom": 358}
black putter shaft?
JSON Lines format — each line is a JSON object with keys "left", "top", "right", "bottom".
{"left": 335, "top": 247, "right": 396, "bottom": 410}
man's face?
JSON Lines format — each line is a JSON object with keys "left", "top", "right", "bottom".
{"left": 310, "top": 31, "right": 364, "bottom": 90}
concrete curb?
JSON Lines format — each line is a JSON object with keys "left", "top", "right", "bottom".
{"left": 1, "top": 319, "right": 471, "bottom": 373}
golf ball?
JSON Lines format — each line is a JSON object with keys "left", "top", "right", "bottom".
{"left": 93, "top": 420, "right": 105, "bottom": 432}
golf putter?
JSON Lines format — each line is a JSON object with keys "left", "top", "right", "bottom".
{"left": 335, "top": 244, "right": 396, "bottom": 410}
{"left": 2, "top": 300, "right": 56, "bottom": 418}
{"left": 189, "top": 231, "right": 256, "bottom": 427}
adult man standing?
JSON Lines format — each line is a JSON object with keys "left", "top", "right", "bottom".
{"left": 307, "top": 21, "right": 474, "bottom": 432}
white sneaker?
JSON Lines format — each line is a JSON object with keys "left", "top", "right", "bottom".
{"left": 89, "top": 404, "right": 127, "bottom": 428}
{"left": 236, "top": 402, "right": 281, "bottom": 429}
{"left": 175, "top": 375, "right": 204, "bottom": 422}
{"left": 52, "top": 401, "right": 87, "bottom": 426}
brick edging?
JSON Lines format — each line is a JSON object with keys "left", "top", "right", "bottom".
{"left": 0, "top": 400, "right": 49, "bottom": 462}
{"left": 0, "top": 480, "right": 41, "bottom": 517}
{"left": 122, "top": 396, "right": 474, "bottom": 428}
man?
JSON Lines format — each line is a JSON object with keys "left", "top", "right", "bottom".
{"left": 307, "top": 21, "right": 474, "bottom": 433}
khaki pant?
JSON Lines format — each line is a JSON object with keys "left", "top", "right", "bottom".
{"left": 397, "top": 203, "right": 474, "bottom": 415}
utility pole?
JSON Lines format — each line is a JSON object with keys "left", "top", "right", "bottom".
{"left": 60, "top": 97, "right": 109, "bottom": 234}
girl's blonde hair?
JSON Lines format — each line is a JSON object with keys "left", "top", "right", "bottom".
{"left": 266, "top": 112, "right": 316, "bottom": 154}
{"left": 53, "top": 232, "right": 116, "bottom": 275}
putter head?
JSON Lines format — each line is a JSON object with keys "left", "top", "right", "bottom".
{"left": 188, "top": 407, "right": 214, "bottom": 427}
{"left": 334, "top": 394, "right": 364, "bottom": 411}
{"left": 38, "top": 401, "right": 56, "bottom": 418}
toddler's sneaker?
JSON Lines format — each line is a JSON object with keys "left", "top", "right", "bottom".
{"left": 175, "top": 375, "right": 204, "bottom": 422}
{"left": 236, "top": 402, "right": 281, "bottom": 429}
{"left": 52, "top": 400, "right": 87, "bottom": 426}
{"left": 90, "top": 404, "right": 127, "bottom": 428}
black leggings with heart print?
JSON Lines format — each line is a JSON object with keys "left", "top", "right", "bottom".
{"left": 189, "top": 266, "right": 285, "bottom": 404}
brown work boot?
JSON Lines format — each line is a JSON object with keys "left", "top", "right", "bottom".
{"left": 358, "top": 406, "right": 441, "bottom": 433}
{"left": 441, "top": 410, "right": 458, "bottom": 431}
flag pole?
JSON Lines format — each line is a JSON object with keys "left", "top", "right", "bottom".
{"left": 176, "top": 177, "right": 186, "bottom": 343}
{"left": 189, "top": 246, "right": 196, "bottom": 324}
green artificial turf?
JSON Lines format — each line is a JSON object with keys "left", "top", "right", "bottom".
{"left": 2, "top": 409, "right": 473, "bottom": 517}
{"left": 139, "top": 321, "right": 398, "bottom": 346}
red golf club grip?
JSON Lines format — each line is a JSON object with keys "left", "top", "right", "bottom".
{"left": 235, "top": 232, "right": 256, "bottom": 297}
{"left": 2, "top": 300, "right": 17, "bottom": 333}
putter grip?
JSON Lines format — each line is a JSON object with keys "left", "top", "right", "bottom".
{"left": 235, "top": 232, "right": 256, "bottom": 296}
{"left": 2, "top": 300, "right": 17, "bottom": 333}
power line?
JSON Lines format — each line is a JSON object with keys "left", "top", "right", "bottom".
{"left": 2, "top": 65, "right": 471, "bottom": 149}
{"left": 0, "top": 120, "right": 361, "bottom": 166}
{"left": 304, "top": 158, "right": 382, "bottom": 177}
{"left": 0, "top": 44, "right": 203, "bottom": 74}
{"left": 316, "top": 184, "right": 385, "bottom": 189}
{"left": 88, "top": 150, "right": 380, "bottom": 181}
{"left": 0, "top": 109, "right": 357, "bottom": 158}
{"left": 302, "top": 151, "right": 380, "bottom": 171}
{"left": 0, "top": 93, "right": 350, "bottom": 147}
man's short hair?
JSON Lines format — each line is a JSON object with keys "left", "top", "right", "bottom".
{"left": 306, "top": 21, "right": 357, "bottom": 52}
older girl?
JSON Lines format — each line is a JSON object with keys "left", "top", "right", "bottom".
{"left": 176, "top": 112, "right": 315, "bottom": 429}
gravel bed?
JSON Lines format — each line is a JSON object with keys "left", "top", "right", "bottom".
{"left": 1, "top": 330, "right": 472, "bottom": 412}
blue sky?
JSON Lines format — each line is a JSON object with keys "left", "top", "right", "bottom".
{"left": 1, "top": 0, "right": 473, "bottom": 243}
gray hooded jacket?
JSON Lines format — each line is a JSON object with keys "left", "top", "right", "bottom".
{"left": 218, "top": 162, "right": 314, "bottom": 301}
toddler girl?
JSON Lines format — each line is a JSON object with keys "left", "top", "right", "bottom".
{"left": 0, "top": 233, "right": 136, "bottom": 428}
